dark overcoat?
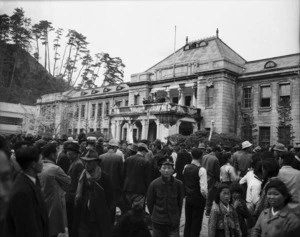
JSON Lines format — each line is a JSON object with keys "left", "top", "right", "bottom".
{"left": 4, "top": 172, "right": 49, "bottom": 237}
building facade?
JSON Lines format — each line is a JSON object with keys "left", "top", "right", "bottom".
{"left": 36, "top": 35, "right": 300, "bottom": 147}
{"left": 0, "top": 102, "right": 37, "bottom": 135}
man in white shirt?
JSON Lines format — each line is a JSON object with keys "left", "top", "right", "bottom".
{"left": 183, "top": 148, "right": 207, "bottom": 237}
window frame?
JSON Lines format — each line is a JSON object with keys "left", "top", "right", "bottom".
{"left": 97, "top": 103, "right": 103, "bottom": 118}
{"left": 259, "top": 126, "right": 271, "bottom": 148}
{"left": 91, "top": 104, "right": 96, "bottom": 118}
{"left": 205, "top": 85, "right": 214, "bottom": 108}
{"left": 259, "top": 84, "right": 271, "bottom": 108}
{"left": 81, "top": 104, "right": 85, "bottom": 118}
{"left": 242, "top": 86, "right": 253, "bottom": 109}
{"left": 278, "top": 82, "right": 291, "bottom": 107}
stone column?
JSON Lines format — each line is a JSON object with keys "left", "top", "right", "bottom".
{"left": 111, "top": 120, "right": 116, "bottom": 140}
{"left": 192, "top": 82, "right": 197, "bottom": 107}
{"left": 155, "top": 119, "right": 160, "bottom": 140}
{"left": 178, "top": 83, "right": 185, "bottom": 106}
{"left": 165, "top": 86, "right": 170, "bottom": 102}
{"left": 193, "top": 122, "right": 198, "bottom": 133}
{"left": 176, "top": 120, "right": 182, "bottom": 134}
{"left": 141, "top": 120, "right": 146, "bottom": 140}
{"left": 116, "top": 120, "right": 121, "bottom": 141}
{"left": 127, "top": 122, "right": 134, "bottom": 143}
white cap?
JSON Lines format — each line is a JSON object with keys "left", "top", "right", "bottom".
{"left": 242, "top": 141, "right": 252, "bottom": 149}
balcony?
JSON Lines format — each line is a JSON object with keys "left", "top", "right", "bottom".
{"left": 111, "top": 102, "right": 201, "bottom": 119}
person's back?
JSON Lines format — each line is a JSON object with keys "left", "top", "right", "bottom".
{"left": 278, "top": 152, "right": 300, "bottom": 217}
{"left": 175, "top": 146, "right": 192, "bottom": 183}
{"left": 123, "top": 153, "right": 151, "bottom": 195}
{"left": 100, "top": 150, "right": 124, "bottom": 195}
{"left": 232, "top": 142, "right": 253, "bottom": 177}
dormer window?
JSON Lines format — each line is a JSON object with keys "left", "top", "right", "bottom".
{"left": 184, "top": 45, "right": 190, "bottom": 51}
{"left": 264, "top": 61, "right": 277, "bottom": 69}
{"left": 190, "top": 42, "right": 197, "bottom": 49}
{"left": 199, "top": 41, "right": 208, "bottom": 47}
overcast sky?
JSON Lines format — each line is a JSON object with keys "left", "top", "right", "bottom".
{"left": 1, "top": 0, "right": 299, "bottom": 84}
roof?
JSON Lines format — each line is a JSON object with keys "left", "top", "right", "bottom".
{"left": 0, "top": 102, "right": 36, "bottom": 114}
{"left": 243, "top": 53, "right": 300, "bottom": 74}
{"left": 145, "top": 36, "right": 246, "bottom": 73}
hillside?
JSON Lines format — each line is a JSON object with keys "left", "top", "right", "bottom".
{"left": 0, "top": 43, "right": 70, "bottom": 105}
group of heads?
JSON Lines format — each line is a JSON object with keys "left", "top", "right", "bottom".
{"left": 216, "top": 179, "right": 291, "bottom": 211}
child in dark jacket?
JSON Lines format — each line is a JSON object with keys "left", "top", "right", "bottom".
{"left": 147, "top": 157, "right": 184, "bottom": 237}
{"left": 230, "top": 182, "right": 252, "bottom": 237}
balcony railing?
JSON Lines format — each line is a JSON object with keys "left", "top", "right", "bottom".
{"left": 111, "top": 102, "right": 201, "bottom": 117}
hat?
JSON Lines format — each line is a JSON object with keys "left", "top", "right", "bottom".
{"left": 253, "top": 146, "right": 262, "bottom": 153}
{"left": 273, "top": 143, "right": 287, "bottom": 152}
{"left": 138, "top": 143, "right": 148, "bottom": 152}
{"left": 198, "top": 143, "right": 206, "bottom": 149}
{"left": 108, "top": 139, "right": 119, "bottom": 147}
{"left": 81, "top": 149, "right": 99, "bottom": 161}
{"left": 87, "top": 136, "right": 96, "bottom": 143}
{"left": 128, "top": 144, "right": 138, "bottom": 153}
{"left": 97, "top": 137, "right": 104, "bottom": 143}
{"left": 34, "top": 139, "right": 47, "bottom": 151}
{"left": 158, "top": 157, "right": 174, "bottom": 167}
{"left": 294, "top": 143, "right": 300, "bottom": 150}
{"left": 65, "top": 142, "right": 80, "bottom": 153}
{"left": 153, "top": 139, "right": 162, "bottom": 149}
{"left": 242, "top": 141, "right": 252, "bottom": 149}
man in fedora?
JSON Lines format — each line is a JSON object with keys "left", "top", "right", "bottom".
{"left": 72, "top": 150, "right": 113, "bottom": 237}
{"left": 232, "top": 140, "right": 253, "bottom": 178}
{"left": 99, "top": 139, "right": 124, "bottom": 224}
{"left": 273, "top": 143, "right": 287, "bottom": 160}
{"left": 65, "top": 142, "right": 84, "bottom": 235}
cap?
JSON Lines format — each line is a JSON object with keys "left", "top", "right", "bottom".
{"left": 128, "top": 144, "right": 138, "bottom": 153}
{"left": 65, "top": 142, "right": 80, "bottom": 153}
{"left": 97, "top": 137, "right": 104, "bottom": 142}
{"left": 273, "top": 143, "right": 287, "bottom": 152}
{"left": 138, "top": 143, "right": 148, "bottom": 152}
{"left": 81, "top": 149, "right": 99, "bottom": 161}
{"left": 108, "top": 139, "right": 119, "bottom": 147}
{"left": 242, "top": 141, "right": 252, "bottom": 149}
{"left": 158, "top": 157, "right": 174, "bottom": 167}
{"left": 198, "top": 143, "right": 206, "bottom": 149}
{"left": 294, "top": 143, "right": 300, "bottom": 150}
{"left": 87, "top": 136, "right": 97, "bottom": 142}
{"left": 253, "top": 146, "right": 262, "bottom": 153}
{"left": 153, "top": 139, "right": 162, "bottom": 149}
{"left": 68, "top": 137, "right": 74, "bottom": 142}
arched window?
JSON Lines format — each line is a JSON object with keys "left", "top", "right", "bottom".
{"left": 184, "top": 44, "right": 190, "bottom": 51}
{"left": 199, "top": 41, "right": 208, "bottom": 47}
{"left": 264, "top": 61, "right": 277, "bottom": 69}
{"left": 190, "top": 42, "right": 197, "bottom": 49}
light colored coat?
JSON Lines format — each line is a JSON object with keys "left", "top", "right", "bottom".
{"left": 278, "top": 166, "right": 300, "bottom": 217}
{"left": 252, "top": 206, "right": 300, "bottom": 237}
{"left": 39, "top": 160, "right": 71, "bottom": 237}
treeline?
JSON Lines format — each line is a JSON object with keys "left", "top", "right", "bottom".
{"left": 0, "top": 8, "right": 125, "bottom": 105}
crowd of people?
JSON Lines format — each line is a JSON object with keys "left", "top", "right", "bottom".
{"left": 1, "top": 133, "right": 300, "bottom": 237}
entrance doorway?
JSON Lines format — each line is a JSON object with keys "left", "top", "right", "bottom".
{"left": 148, "top": 120, "right": 157, "bottom": 142}
{"left": 179, "top": 121, "right": 193, "bottom": 136}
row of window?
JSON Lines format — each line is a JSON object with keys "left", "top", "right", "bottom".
{"left": 243, "top": 83, "right": 290, "bottom": 108}
{"left": 0, "top": 116, "right": 23, "bottom": 126}
{"left": 242, "top": 126, "right": 291, "bottom": 147}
